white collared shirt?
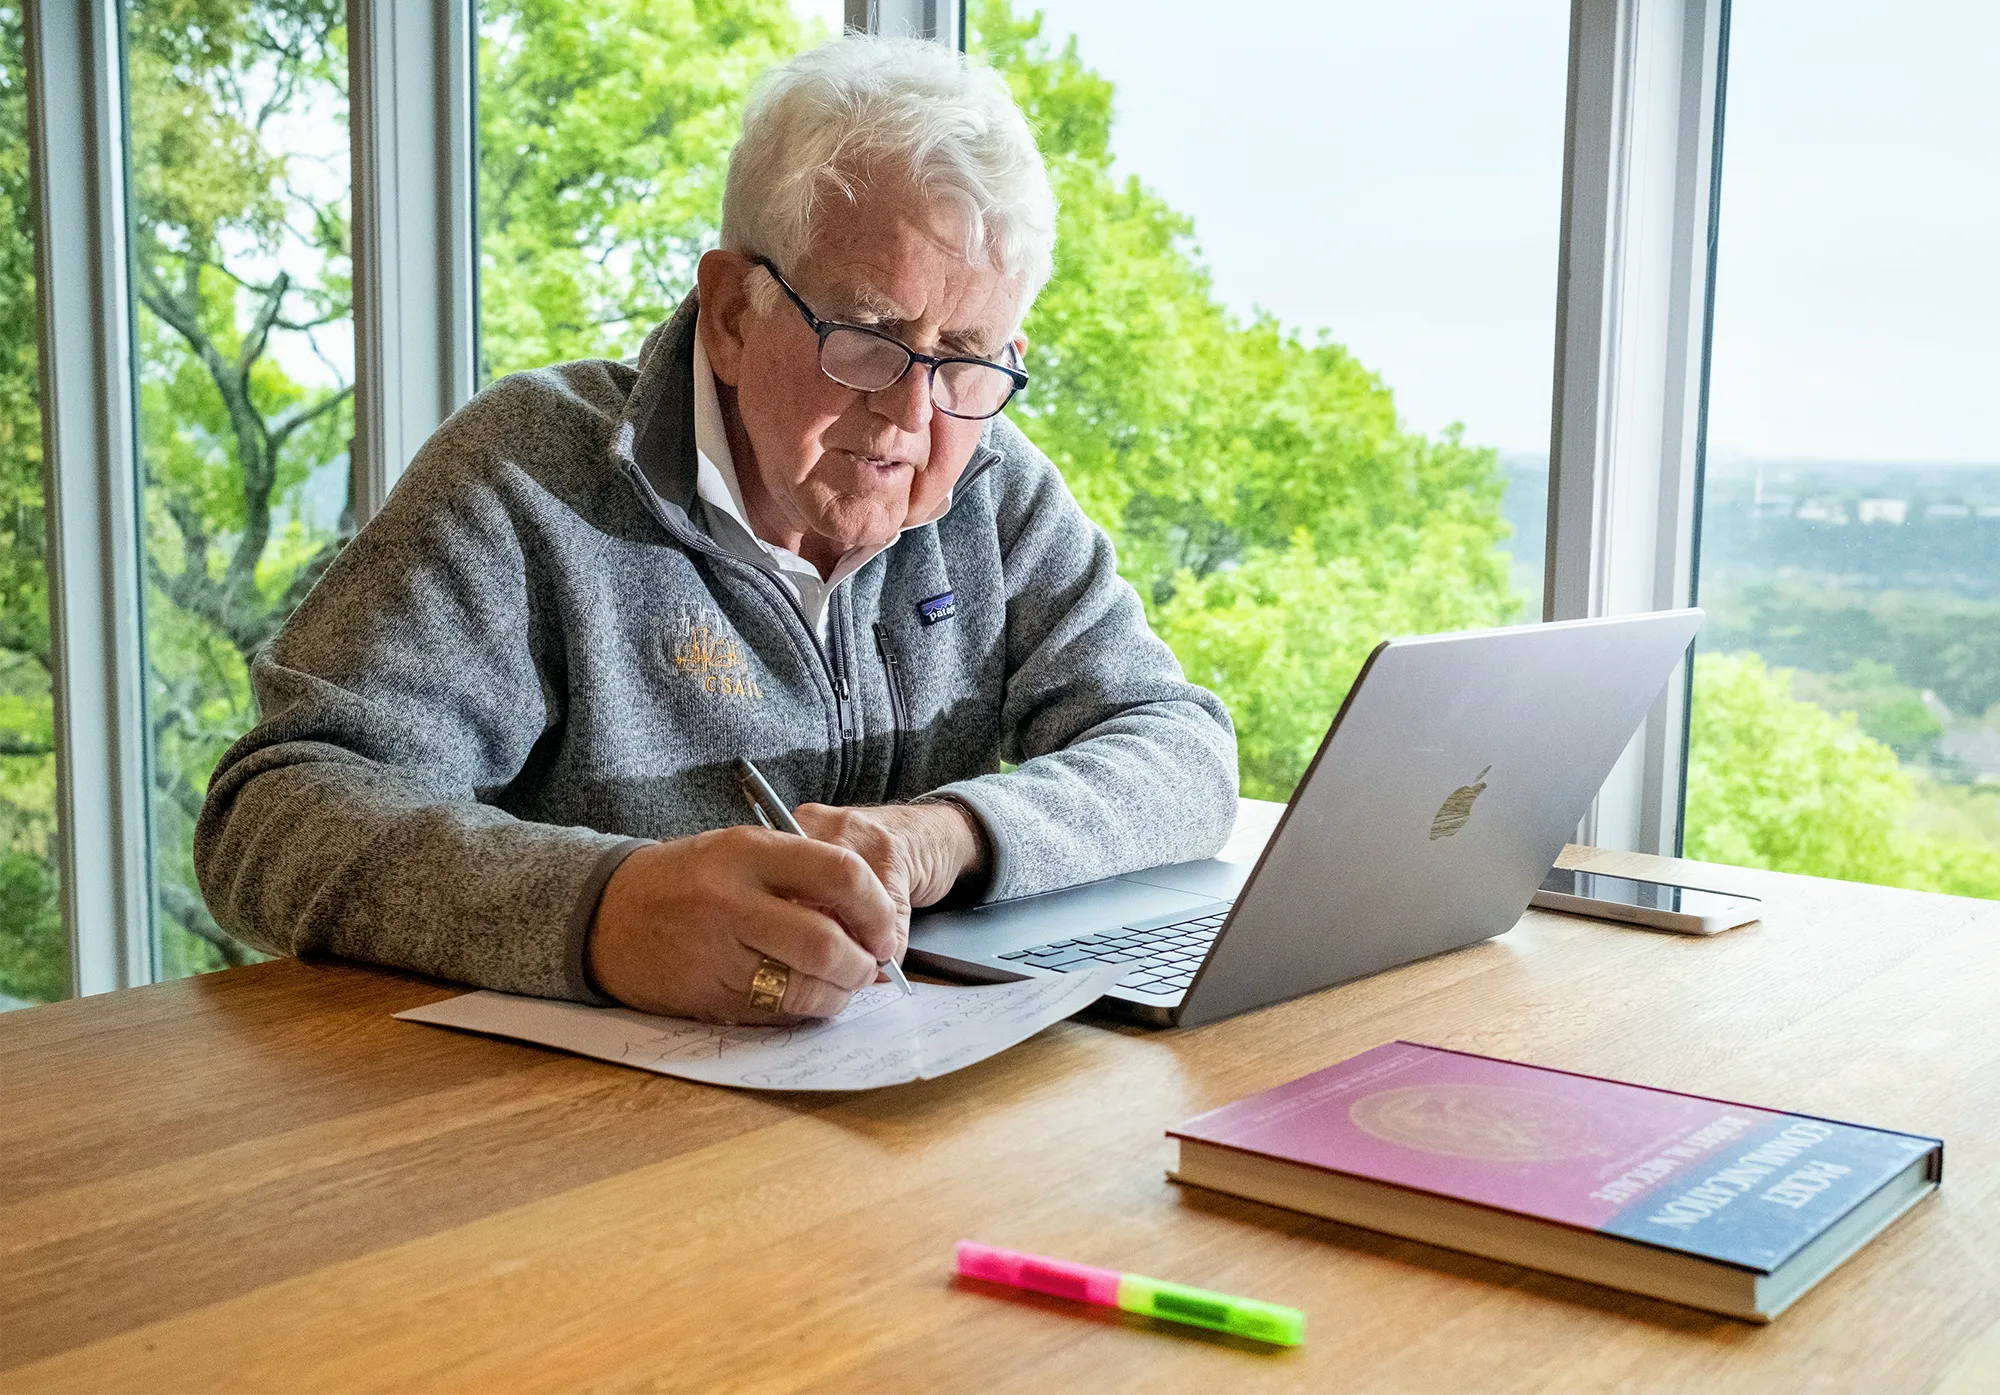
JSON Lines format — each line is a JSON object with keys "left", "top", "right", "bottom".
{"left": 691, "top": 321, "right": 948, "bottom": 644}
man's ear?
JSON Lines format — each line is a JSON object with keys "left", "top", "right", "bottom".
{"left": 697, "top": 249, "right": 754, "bottom": 386}
{"left": 1011, "top": 331, "right": 1030, "bottom": 369}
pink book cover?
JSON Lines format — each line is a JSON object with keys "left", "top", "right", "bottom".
{"left": 1169, "top": 1041, "right": 1942, "bottom": 1272}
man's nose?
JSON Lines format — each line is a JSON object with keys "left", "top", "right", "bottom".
{"left": 867, "top": 360, "right": 934, "bottom": 434}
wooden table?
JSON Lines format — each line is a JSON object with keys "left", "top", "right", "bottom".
{"left": 5, "top": 807, "right": 1999, "bottom": 1394}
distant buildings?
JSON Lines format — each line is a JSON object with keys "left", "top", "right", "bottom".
{"left": 1753, "top": 493, "right": 1984, "bottom": 527}
{"left": 1732, "top": 461, "right": 1999, "bottom": 532}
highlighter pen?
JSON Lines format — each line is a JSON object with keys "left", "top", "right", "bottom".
{"left": 954, "top": 1241, "right": 1305, "bottom": 1346}
{"left": 733, "top": 758, "right": 913, "bottom": 996}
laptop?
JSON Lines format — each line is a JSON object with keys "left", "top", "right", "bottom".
{"left": 906, "top": 608, "right": 1705, "bottom": 1027}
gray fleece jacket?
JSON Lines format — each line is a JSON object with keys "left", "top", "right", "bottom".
{"left": 194, "top": 293, "right": 1238, "bottom": 1003}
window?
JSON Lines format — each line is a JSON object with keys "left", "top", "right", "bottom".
{"left": 126, "top": 0, "right": 356, "bottom": 976}
{"left": 475, "top": 0, "right": 842, "bottom": 383}
{"left": 34, "top": 2, "right": 1963, "bottom": 997}
{"left": 1684, "top": 1, "right": 2000, "bottom": 898}
{"left": 0, "top": 2, "right": 61, "bottom": 1005}
{"left": 970, "top": 0, "right": 1568, "bottom": 798}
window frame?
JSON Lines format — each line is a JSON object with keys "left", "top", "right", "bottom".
{"left": 25, "top": 0, "right": 154, "bottom": 995}
{"left": 845, "top": 2, "right": 965, "bottom": 44}
{"left": 1546, "top": 0, "right": 1727, "bottom": 856}
{"left": 20, "top": 0, "right": 1724, "bottom": 995}
{"left": 351, "top": 0, "right": 480, "bottom": 515}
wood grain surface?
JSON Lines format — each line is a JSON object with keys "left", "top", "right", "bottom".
{"left": 3, "top": 816, "right": 1997, "bottom": 1394}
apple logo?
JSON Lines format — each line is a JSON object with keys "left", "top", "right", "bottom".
{"left": 1429, "top": 766, "right": 1492, "bottom": 841}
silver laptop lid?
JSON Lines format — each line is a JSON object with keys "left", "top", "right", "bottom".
{"left": 1174, "top": 608, "right": 1704, "bottom": 1026}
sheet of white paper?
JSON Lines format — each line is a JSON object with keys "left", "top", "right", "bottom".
{"left": 394, "top": 966, "right": 1124, "bottom": 1091}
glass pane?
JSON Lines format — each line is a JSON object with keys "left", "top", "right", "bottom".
{"left": 971, "top": 0, "right": 1566, "bottom": 798}
{"left": 0, "top": 2, "right": 67, "bottom": 1006}
{"left": 126, "top": 0, "right": 356, "bottom": 976}
{"left": 476, "top": 0, "right": 841, "bottom": 384}
{"left": 1685, "top": 2, "right": 2000, "bottom": 898}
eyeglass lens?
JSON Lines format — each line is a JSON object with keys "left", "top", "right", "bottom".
{"left": 819, "top": 327, "right": 1015, "bottom": 419}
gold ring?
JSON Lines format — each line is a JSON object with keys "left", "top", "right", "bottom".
{"left": 747, "top": 956, "right": 790, "bottom": 1013}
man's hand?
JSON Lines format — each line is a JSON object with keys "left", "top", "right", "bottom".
{"left": 792, "top": 800, "right": 989, "bottom": 949}
{"left": 586, "top": 827, "right": 901, "bottom": 1023}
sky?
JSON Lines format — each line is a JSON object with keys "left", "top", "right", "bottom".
{"left": 1704, "top": 2, "right": 1999, "bottom": 466}
{"left": 199, "top": 0, "right": 2000, "bottom": 475}
{"left": 1015, "top": 0, "right": 1571, "bottom": 457}
{"left": 975, "top": 0, "right": 1996, "bottom": 465}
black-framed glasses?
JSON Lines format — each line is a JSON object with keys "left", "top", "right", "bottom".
{"left": 754, "top": 258, "right": 1028, "bottom": 421}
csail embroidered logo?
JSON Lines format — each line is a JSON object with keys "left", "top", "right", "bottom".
{"left": 917, "top": 591, "right": 957, "bottom": 626}
{"left": 670, "top": 610, "right": 764, "bottom": 700}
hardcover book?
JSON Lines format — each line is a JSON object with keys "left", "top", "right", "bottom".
{"left": 1168, "top": 1041, "right": 1942, "bottom": 1321}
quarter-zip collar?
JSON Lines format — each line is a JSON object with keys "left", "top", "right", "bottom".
{"left": 616, "top": 295, "right": 705, "bottom": 523}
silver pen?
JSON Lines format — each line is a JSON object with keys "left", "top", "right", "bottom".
{"left": 734, "top": 758, "right": 913, "bottom": 996}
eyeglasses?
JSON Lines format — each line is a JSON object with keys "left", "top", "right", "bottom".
{"left": 754, "top": 258, "right": 1028, "bottom": 421}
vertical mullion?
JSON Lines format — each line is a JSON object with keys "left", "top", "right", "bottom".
{"left": 450, "top": 0, "right": 480, "bottom": 400}
{"left": 1545, "top": 0, "right": 1724, "bottom": 855}
{"left": 25, "top": 0, "right": 155, "bottom": 994}
{"left": 1545, "top": 0, "right": 1624, "bottom": 628}
{"left": 350, "top": 0, "right": 477, "bottom": 522}
{"left": 1674, "top": 0, "right": 1731, "bottom": 854}
{"left": 855, "top": 0, "right": 964, "bottom": 44}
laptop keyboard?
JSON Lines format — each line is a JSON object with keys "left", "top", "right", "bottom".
{"left": 996, "top": 911, "right": 1229, "bottom": 998}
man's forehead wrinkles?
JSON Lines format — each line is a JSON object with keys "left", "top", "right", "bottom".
{"left": 817, "top": 276, "right": 1009, "bottom": 356}
{"left": 799, "top": 221, "right": 1020, "bottom": 353}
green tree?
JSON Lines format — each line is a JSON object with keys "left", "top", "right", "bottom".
{"left": 971, "top": 1, "right": 1520, "bottom": 796}
{"left": 0, "top": 2, "right": 65, "bottom": 1002}
{"left": 123, "top": 0, "right": 358, "bottom": 976}
{"left": 478, "top": 0, "right": 823, "bottom": 380}
{"left": 1686, "top": 652, "right": 2000, "bottom": 898}
{"left": 1788, "top": 658, "right": 1942, "bottom": 761}
{"left": 1686, "top": 652, "right": 1914, "bottom": 883}
{"left": 1709, "top": 580, "right": 2000, "bottom": 723}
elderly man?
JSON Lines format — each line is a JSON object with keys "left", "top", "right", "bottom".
{"left": 195, "top": 37, "right": 1237, "bottom": 1023}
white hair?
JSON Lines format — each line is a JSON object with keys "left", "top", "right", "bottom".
{"left": 721, "top": 35, "right": 1057, "bottom": 306}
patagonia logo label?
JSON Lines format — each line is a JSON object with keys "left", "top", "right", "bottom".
{"left": 918, "top": 591, "right": 957, "bottom": 626}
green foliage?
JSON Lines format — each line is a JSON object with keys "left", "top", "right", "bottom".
{"left": 1686, "top": 652, "right": 1912, "bottom": 882}
{"left": 478, "top": 0, "right": 820, "bottom": 379}
{"left": 121, "top": 0, "right": 362, "bottom": 980}
{"left": 1788, "top": 659, "right": 1942, "bottom": 760}
{"left": 1709, "top": 580, "right": 2000, "bottom": 721}
{"left": 0, "top": 4, "right": 66, "bottom": 1001}
{"left": 1152, "top": 534, "right": 1515, "bottom": 798}
{"left": 1686, "top": 652, "right": 2000, "bottom": 898}
{"left": 0, "top": 846, "right": 62, "bottom": 1004}
{"left": 972, "top": 1, "right": 1520, "bottom": 795}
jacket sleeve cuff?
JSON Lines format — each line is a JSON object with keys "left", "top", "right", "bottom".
{"left": 563, "top": 837, "right": 654, "bottom": 1005}
{"left": 917, "top": 785, "right": 1013, "bottom": 904}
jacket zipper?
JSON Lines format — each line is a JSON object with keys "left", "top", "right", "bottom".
{"left": 617, "top": 451, "right": 996, "bottom": 805}
{"left": 828, "top": 591, "right": 857, "bottom": 804}
{"left": 873, "top": 621, "right": 908, "bottom": 801}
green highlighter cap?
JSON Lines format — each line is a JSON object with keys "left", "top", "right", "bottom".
{"left": 1115, "top": 1272, "right": 1307, "bottom": 1345}
{"left": 955, "top": 1241, "right": 1305, "bottom": 1347}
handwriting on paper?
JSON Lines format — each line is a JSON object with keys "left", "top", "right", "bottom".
{"left": 394, "top": 967, "right": 1123, "bottom": 1092}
